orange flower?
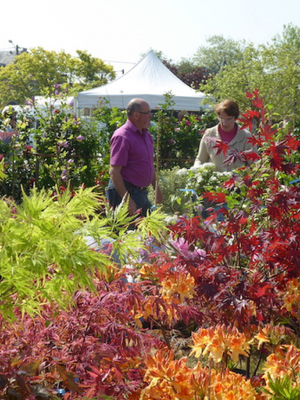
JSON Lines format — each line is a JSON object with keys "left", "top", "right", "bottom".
{"left": 139, "top": 263, "right": 159, "bottom": 282}
{"left": 212, "top": 370, "right": 258, "bottom": 400}
{"left": 263, "top": 344, "right": 300, "bottom": 393}
{"left": 191, "top": 325, "right": 250, "bottom": 363}
{"left": 190, "top": 363, "right": 214, "bottom": 397}
{"left": 264, "top": 345, "right": 300, "bottom": 378}
{"left": 160, "top": 271, "right": 196, "bottom": 303}
{"left": 254, "top": 324, "right": 296, "bottom": 350}
{"left": 254, "top": 329, "right": 270, "bottom": 349}
{"left": 280, "top": 278, "right": 300, "bottom": 315}
{"left": 142, "top": 349, "right": 193, "bottom": 399}
{"left": 142, "top": 296, "right": 178, "bottom": 324}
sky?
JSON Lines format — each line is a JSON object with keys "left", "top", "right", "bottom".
{"left": 1, "top": 0, "right": 300, "bottom": 76}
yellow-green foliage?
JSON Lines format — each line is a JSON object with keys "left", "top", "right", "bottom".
{"left": 0, "top": 186, "right": 167, "bottom": 319}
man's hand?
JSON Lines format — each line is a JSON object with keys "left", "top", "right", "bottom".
{"left": 110, "top": 165, "right": 138, "bottom": 215}
{"left": 126, "top": 194, "right": 137, "bottom": 216}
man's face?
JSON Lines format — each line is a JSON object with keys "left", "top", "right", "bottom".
{"left": 135, "top": 102, "right": 152, "bottom": 130}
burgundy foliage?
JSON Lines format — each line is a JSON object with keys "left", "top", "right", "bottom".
{"left": 1, "top": 90, "right": 300, "bottom": 398}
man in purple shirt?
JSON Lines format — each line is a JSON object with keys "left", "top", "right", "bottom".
{"left": 106, "top": 98, "right": 163, "bottom": 216}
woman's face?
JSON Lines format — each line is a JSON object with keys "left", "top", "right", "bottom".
{"left": 218, "top": 112, "right": 236, "bottom": 132}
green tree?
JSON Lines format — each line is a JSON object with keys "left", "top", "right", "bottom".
{"left": 0, "top": 47, "right": 116, "bottom": 106}
{"left": 200, "top": 24, "right": 300, "bottom": 121}
{"left": 69, "top": 50, "right": 116, "bottom": 92}
{"left": 193, "top": 35, "right": 246, "bottom": 74}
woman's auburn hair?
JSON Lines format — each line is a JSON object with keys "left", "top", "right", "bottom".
{"left": 214, "top": 99, "right": 239, "bottom": 119}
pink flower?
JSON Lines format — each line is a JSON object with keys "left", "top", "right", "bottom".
{"left": 77, "top": 135, "right": 85, "bottom": 141}
{"left": 169, "top": 238, "right": 206, "bottom": 260}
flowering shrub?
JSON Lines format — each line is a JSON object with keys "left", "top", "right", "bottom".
{"left": 31, "top": 94, "right": 101, "bottom": 191}
{"left": 149, "top": 94, "right": 217, "bottom": 168}
{"left": 177, "top": 163, "right": 232, "bottom": 195}
{"left": 0, "top": 90, "right": 300, "bottom": 399}
{"left": 0, "top": 91, "right": 110, "bottom": 201}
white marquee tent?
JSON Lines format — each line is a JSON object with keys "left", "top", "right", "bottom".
{"left": 77, "top": 50, "right": 208, "bottom": 112}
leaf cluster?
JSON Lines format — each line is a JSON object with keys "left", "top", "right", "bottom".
{"left": 200, "top": 24, "right": 300, "bottom": 121}
{"left": 0, "top": 47, "right": 116, "bottom": 107}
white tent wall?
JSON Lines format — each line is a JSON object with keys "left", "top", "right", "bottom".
{"left": 33, "top": 96, "right": 77, "bottom": 114}
{"left": 77, "top": 50, "right": 208, "bottom": 112}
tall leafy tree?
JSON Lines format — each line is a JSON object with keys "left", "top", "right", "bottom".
{"left": 193, "top": 35, "right": 246, "bottom": 74}
{"left": 200, "top": 24, "right": 300, "bottom": 121}
{"left": 0, "top": 48, "right": 116, "bottom": 106}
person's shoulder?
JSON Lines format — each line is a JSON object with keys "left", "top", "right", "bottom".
{"left": 203, "top": 125, "right": 218, "bottom": 137}
{"left": 114, "top": 120, "right": 135, "bottom": 136}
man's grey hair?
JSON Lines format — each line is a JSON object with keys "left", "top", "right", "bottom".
{"left": 126, "top": 98, "right": 143, "bottom": 117}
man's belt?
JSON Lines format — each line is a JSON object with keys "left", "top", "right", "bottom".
{"left": 124, "top": 180, "right": 148, "bottom": 193}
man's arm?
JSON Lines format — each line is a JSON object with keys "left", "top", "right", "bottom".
{"left": 109, "top": 165, "right": 137, "bottom": 215}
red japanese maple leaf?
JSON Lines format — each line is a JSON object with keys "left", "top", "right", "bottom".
{"left": 241, "top": 150, "right": 260, "bottom": 163}
{"left": 254, "top": 283, "right": 272, "bottom": 299}
{"left": 260, "top": 124, "right": 277, "bottom": 141}
{"left": 213, "top": 140, "right": 230, "bottom": 156}
{"left": 246, "top": 89, "right": 264, "bottom": 109}
{"left": 247, "top": 135, "right": 262, "bottom": 147}
{"left": 243, "top": 110, "right": 260, "bottom": 119}
{"left": 238, "top": 117, "right": 253, "bottom": 131}
{"left": 284, "top": 134, "right": 300, "bottom": 151}
{"left": 203, "top": 191, "right": 226, "bottom": 203}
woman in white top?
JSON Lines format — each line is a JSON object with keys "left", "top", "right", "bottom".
{"left": 194, "top": 99, "right": 257, "bottom": 172}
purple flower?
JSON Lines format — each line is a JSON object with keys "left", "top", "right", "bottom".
{"left": 54, "top": 84, "right": 61, "bottom": 89}
{"left": 61, "top": 175, "right": 67, "bottom": 182}
{"left": 68, "top": 159, "right": 74, "bottom": 164}
{"left": 77, "top": 135, "right": 85, "bottom": 141}
{"left": 55, "top": 90, "right": 59, "bottom": 96}
{"left": 62, "top": 169, "right": 67, "bottom": 175}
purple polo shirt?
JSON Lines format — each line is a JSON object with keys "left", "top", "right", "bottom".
{"left": 110, "top": 120, "right": 155, "bottom": 187}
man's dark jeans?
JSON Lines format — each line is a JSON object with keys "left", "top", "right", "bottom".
{"left": 105, "top": 179, "right": 152, "bottom": 217}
